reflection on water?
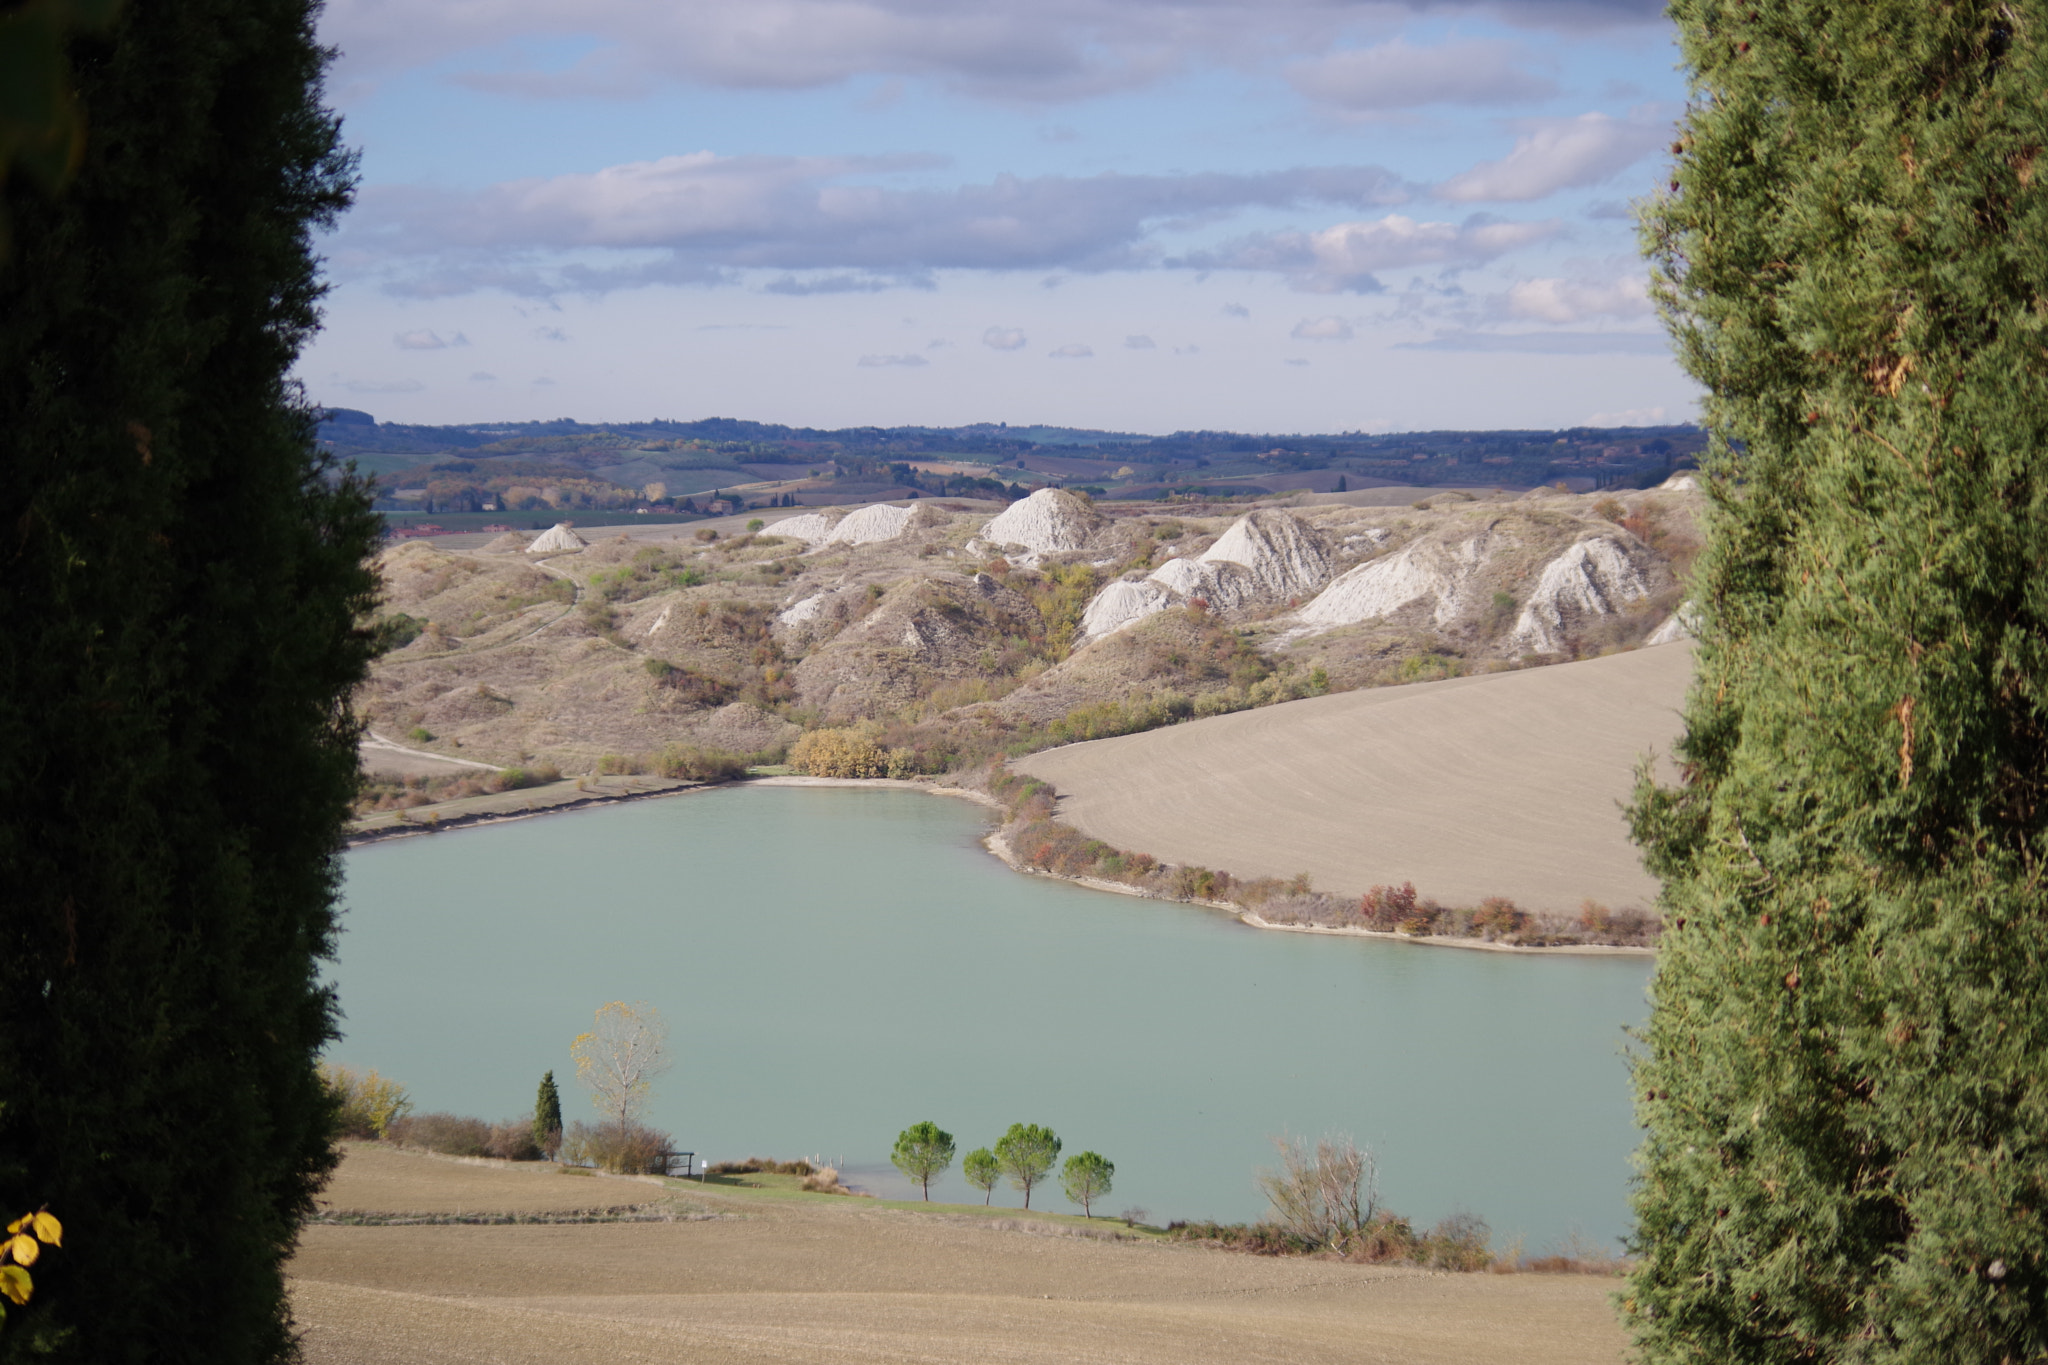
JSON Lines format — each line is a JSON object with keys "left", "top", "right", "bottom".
{"left": 334, "top": 785, "right": 1650, "bottom": 1249}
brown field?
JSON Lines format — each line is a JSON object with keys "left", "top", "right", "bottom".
{"left": 1015, "top": 641, "right": 1694, "bottom": 915}
{"left": 292, "top": 1146, "right": 1628, "bottom": 1365}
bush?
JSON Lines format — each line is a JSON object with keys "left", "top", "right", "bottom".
{"left": 321, "top": 1064, "right": 411, "bottom": 1140}
{"left": 650, "top": 743, "right": 747, "bottom": 783}
{"left": 789, "top": 727, "right": 886, "bottom": 778}
{"left": 708, "top": 1156, "right": 814, "bottom": 1176}
{"left": 385, "top": 1112, "right": 490, "bottom": 1157}
{"left": 563, "top": 1119, "right": 672, "bottom": 1175}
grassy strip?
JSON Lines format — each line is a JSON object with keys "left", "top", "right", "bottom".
{"left": 963, "top": 762, "right": 1660, "bottom": 950}
{"left": 310, "top": 1204, "right": 723, "bottom": 1226}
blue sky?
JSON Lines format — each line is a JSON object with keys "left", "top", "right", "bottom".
{"left": 302, "top": 0, "right": 1698, "bottom": 434}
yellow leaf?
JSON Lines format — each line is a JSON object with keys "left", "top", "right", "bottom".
{"left": 30, "top": 1213, "right": 58, "bottom": 1246}
{"left": 0, "top": 1264, "right": 29, "bottom": 1306}
{"left": 5, "top": 1235, "right": 37, "bottom": 1266}
{"left": 3, "top": 1216, "right": 24, "bottom": 1236}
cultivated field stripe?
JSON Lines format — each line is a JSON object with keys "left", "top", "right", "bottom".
{"left": 1016, "top": 642, "right": 1695, "bottom": 914}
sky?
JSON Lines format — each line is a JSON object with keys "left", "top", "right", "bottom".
{"left": 301, "top": 0, "right": 1701, "bottom": 435}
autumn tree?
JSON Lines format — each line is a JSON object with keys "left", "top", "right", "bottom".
{"left": 1627, "top": 2, "right": 2048, "bottom": 1358}
{"left": 0, "top": 0, "right": 375, "bottom": 1357}
{"left": 570, "top": 1002, "right": 671, "bottom": 1140}
{"left": 993, "top": 1123, "right": 1060, "bottom": 1210}
{"left": 890, "top": 1121, "right": 956, "bottom": 1201}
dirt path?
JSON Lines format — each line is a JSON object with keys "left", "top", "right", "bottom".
{"left": 292, "top": 1147, "right": 1628, "bottom": 1365}
{"left": 1016, "top": 641, "right": 1694, "bottom": 915}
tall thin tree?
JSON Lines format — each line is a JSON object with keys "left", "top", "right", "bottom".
{"left": 1628, "top": 3, "right": 2048, "bottom": 1358}
{"left": 0, "top": 0, "right": 374, "bottom": 1358}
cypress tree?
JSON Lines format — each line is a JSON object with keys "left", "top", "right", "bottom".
{"left": 1628, "top": 3, "right": 2048, "bottom": 1359}
{"left": 0, "top": 0, "right": 374, "bottom": 1359}
{"left": 534, "top": 1071, "right": 563, "bottom": 1157}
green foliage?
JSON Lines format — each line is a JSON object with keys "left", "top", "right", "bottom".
{"left": 889, "top": 1121, "right": 956, "bottom": 1200}
{"left": 1626, "top": 4, "right": 2048, "bottom": 1359}
{"left": 0, "top": 0, "right": 375, "bottom": 1354}
{"left": 407, "top": 725, "right": 435, "bottom": 744}
{"left": 533, "top": 1072, "right": 563, "bottom": 1159}
{"left": 1060, "top": 1151, "right": 1113, "bottom": 1218}
{"left": 320, "top": 1064, "right": 411, "bottom": 1140}
{"left": 961, "top": 1148, "right": 1000, "bottom": 1205}
{"left": 371, "top": 612, "right": 424, "bottom": 654}
{"left": 993, "top": 1123, "right": 1061, "bottom": 1210}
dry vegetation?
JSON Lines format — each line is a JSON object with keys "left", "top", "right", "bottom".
{"left": 358, "top": 485, "right": 1701, "bottom": 786}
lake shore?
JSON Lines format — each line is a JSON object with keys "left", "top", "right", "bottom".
{"left": 349, "top": 771, "right": 1649, "bottom": 954}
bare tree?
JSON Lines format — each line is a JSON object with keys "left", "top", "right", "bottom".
{"left": 570, "top": 1001, "right": 671, "bottom": 1140}
{"left": 1257, "top": 1133, "right": 1377, "bottom": 1251}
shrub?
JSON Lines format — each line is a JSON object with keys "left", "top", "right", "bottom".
{"left": 385, "top": 1112, "right": 490, "bottom": 1157}
{"left": 709, "top": 1157, "right": 815, "bottom": 1176}
{"left": 789, "top": 727, "right": 886, "bottom": 778}
{"left": 800, "top": 1166, "right": 857, "bottom": 1195}
{"left": 650, "top": 743, "right": 747, "bottom": 783}
{"left": 321, "top": 1064, "right": 412, "bottom": 1140}
{"left": 1358, "top": 883, "right": 1419, "bottom": 931}
{"left": 1256, "top": 1134, "right": 1375, "bottom": 1251}
{"left": 562, "top": 1119, "right": 672, "bottom": 1175}
{"left": 1469, "top": 896, "right": 1529, "bottom": 940}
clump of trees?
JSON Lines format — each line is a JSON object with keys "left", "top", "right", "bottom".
{"left": 321, "top": 1065, "right": 413, "bottom": 1140}
{"left": 1624, "top": 2, "right": 2048, "bottom": 1357}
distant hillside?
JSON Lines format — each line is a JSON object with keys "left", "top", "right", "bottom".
{"left": 358, "top": 480, "right": 1703, "bottom": 782}
{"left": 321, "top": 411, "right": 1706, "bottom": 524}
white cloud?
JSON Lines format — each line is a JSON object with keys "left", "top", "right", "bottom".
{"left": 394, "top": 329, "right": 468, "bottom": 349}
{"left": 983, "top": 326, "right": 1028, "bottom": 350}
{"left": 1187, "top": 213, "right": 1559, "bottom": 292}
{"left": 1222, "top": 302, "right": 1250, "bottom": 318}
{"left": 324, "top": 0, "right": 1665, "bottom": 102}
{"left": 1436, "top": 112, "right": 1669, "bottom": 202}
{"left": 339, "top": 377, "right": 426, "bottom": 393}
{"left": 352, "top": 154, "right": 1412, "bottom": 297}
{"left": 534, "top": 325, "right": 570, "bottom": 341}
{"left": 1291, "top": 316, "right": 1354, "bottom": 341}
{"left": 1283, "top": 357, "right": 1311, "bottom": 366}
{"left": 469, "top": 371, "right": 497, "bottom": 382}
{"left": 1286, "top": 40, "right": 1555, "bottom": 113}
{"left": 857, "top": 353, "right": 928, "bottom": 366}
{"left": 1394, "top": 330, "right": 1668, "bottom": 354}
{"left": 1048, "top": 343, "right": 1094, "bottom": 358}
{"left": 1125, "top": 334, "right": 1156, "bottom": 348}
{"left": 1501, "top": 274, "right": 1651, "bottom": 323}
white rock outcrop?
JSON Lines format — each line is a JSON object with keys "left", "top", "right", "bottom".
{"left": 1646, "top": 601, "right": 1698, "bottom": 646}
{"left": 525, "top": 522, "right": 587, "bottom": 553}
{"left": 1295, "top": 523, "right": 1500, "bottom": 632}
{"left": 824, "top": 502, "right": 914, "bottom": 546}
{"left": 1076, "top": 509, "right": 1331, "bottom": 642}
{"left": 776, "top": 593, "right": 830, "bottom": 626}
{"left": 977, "top": 489, "right": 1102, "bottom": 563}
{"left": 767, "top": 512, "right": 839, "bottom": 546}
{"left": 1079, "top": 578, "right": 1177, "bottom": 640}
{"left": 1505, "top": 535, "right": 1657, "bottom": 655}
{"left": 1658, "top": 472, "right": 1700, "bottom": 492}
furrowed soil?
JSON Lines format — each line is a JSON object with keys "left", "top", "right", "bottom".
{"left": 293, "top": 1146, "right": 1627, "bottom": 1365}
{"left": 1016, "top": 640, "right": 1693, "bottom": 914}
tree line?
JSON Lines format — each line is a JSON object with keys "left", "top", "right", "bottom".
{"left": 891, "top": 1122, "right": 1115, "bottom": 1218}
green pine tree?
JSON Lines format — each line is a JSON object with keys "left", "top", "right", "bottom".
{"left": 0, "top": 0, "right": 374, "bottom": 1358}
{"left": 534, "top": 1072, "right": 564, "bottom": 1159}
{"left": 1627, "top": 3, "right": 2048, "bottom": 1360}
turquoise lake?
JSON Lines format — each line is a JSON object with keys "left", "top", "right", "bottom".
{"left": 332, "top": 784, "right": 1652, "bottom": 1251}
